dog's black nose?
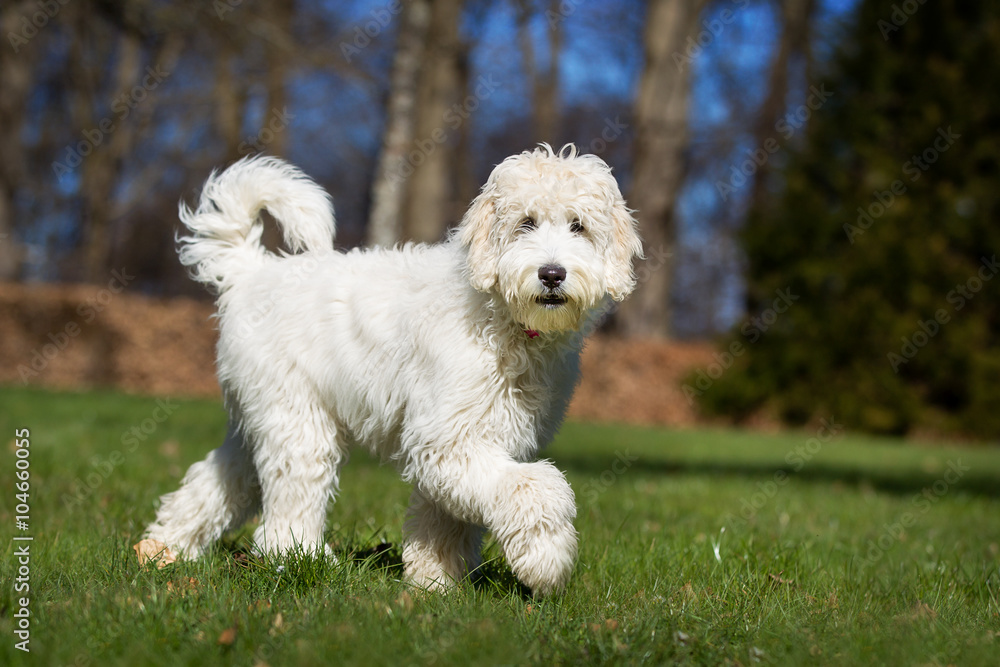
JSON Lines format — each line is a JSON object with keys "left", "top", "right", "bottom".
{"left": 538, "top": 264, "right": 567, "bottom": 289}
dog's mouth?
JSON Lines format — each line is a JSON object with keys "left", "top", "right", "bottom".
{"left": 537, "top": 293, "right": 568, "bottom": 309}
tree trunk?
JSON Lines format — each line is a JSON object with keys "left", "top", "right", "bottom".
{"left": 616, "top": 0, "right": 702, "bottom": 339}
{"left": 72, "top": 6, "right": 181, "bottom": 283}
{"left": 454, "top": 44, "right": 477, "bottom": 209}
{"left": 746, "top": 0, "right": 815, "bottom": 215}
{"left": 0, "top": 1, "right": 32, "bottom": 280}
{"left": 367, "top": 0, "right": 432, "bottom": 247}
{"left": 538, "top": 0, "right": 561, "bottom": 143}
{"left": 76, "top": 19, "right": 144, "bottom": 283}
{"left": 402, "top": 0, "right": 464, "bottom": 243}
{"left": 215, "top": 42, "right": 246, "bottom": 162}
{"left": 263, "top": 0, "right": 292, "bottom": 158}
{"left": 515, "top": 0, "right": 561, "bottom": 143}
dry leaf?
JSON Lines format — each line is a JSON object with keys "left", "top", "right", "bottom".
{"left": 159, "top": 439, "right": 180, "bottom": 458}
{"left": 395, "top": 592, "right": 414, "bottom": 612}
{"left": 217, "top": 625, "right": 237, "bottom": 646}
{"left": 604, "top": 619, "right": 619, "bottom": 631}
{"left": 911, "top": 601, "right": 937, "bottom": 620}
{"left": 273, "top": 613, "right": 283, "bottom": 629}
{"left": 768, "top": 573, "right": 795, "bottom": 586}
{"left": 679, "top": 582, "right": 697, "bottom": 601}
{"left": 166, "top": 577, "right": 198, "bottom": 595}
{"left": 133, "top": 539, "right": 178, "bottom": 568}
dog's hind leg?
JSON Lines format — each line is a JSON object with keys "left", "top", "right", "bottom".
{"left": 144, "top": 425, "right": 260, "bottom": 558}
{"left": 247, "top": 400, "right": 342, "bottom": 557}
{"left": 402, "top": 489, "right": 484, "bottom": 591}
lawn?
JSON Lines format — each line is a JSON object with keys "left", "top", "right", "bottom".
{"left": 1, "top": 386, "right": 998, "bottom": 665}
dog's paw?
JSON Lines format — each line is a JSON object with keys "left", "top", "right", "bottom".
{"left": 490, "top": 461, "right": 578, "bottom": 596}
{"left": 504, "top": 519, "right": 578, "bottom": 597}
{"left": 133, "top": 538, "right": 180, "bottom": 568}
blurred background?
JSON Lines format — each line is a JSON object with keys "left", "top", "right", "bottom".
{"left": 1, "top": 0, "right": 998, "bottom": 442}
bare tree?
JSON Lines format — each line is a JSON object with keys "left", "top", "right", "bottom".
{"left": 746, "top": 0, "right": 816, "bottom": 215}
{"left": 367, "top": 0, "right": 432, "bottom": 247}
{"left": 402, "top": 0, "right": 465, "bottom": 243}
{"left": 0, "top": 1, "right": 32, "bottom": 280}
{"left": 616, "top": 0, "right": 704, "bottom": 339}
{"left": 515, "top": 0, "right": 561, "bottom": 143}
{"left": 262, "top": 0, "right": 294, "bottom": 158}
{"left": 66, "top": 4, "right": 182, "bottom": 283}
{"left": 214, "top": 37, "right": 248, "bottom": 163}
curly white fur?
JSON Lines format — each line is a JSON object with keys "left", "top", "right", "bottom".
{"left": 144, "top": 144, "right": 642, "bottom": 596}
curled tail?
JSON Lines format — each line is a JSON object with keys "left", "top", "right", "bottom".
{"left": 177, "top": 156, "right": 335, "bottom": 292}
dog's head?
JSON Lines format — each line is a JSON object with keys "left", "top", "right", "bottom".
{"left": 457, "top": 144, "right": 643, "bottom": 334}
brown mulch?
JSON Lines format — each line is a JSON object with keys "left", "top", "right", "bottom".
{"left": 570, "top": 337, "right": 715, "bottom": 427}
{"left": 0, "top": 282, "right": 715, "bottom": 428}
{"left": 0, "top": 281, "right": 218, "bottom": 397}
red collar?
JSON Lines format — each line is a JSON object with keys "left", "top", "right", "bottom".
{"left": 524, "top": 329, "right": 540, "bottom": 339}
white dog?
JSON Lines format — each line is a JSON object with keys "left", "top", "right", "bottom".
{"left": 143, "top": 144, "right": 642, "bottom": 595}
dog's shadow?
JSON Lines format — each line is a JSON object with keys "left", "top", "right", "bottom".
{"left": 221, "top": 539, "right": 532, "bottom": 600}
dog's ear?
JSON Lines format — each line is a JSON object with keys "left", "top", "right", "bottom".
{"left": 457, "top": 187, "right": 499, "bottom": 292}
{"left": 604, "top": 197, "right": 644, "bottom": 301}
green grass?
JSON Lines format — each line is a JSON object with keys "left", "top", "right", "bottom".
{"left": 1, "top": 386, "right": 998, "bottom": 665}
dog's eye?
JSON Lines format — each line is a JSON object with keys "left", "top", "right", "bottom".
{"left": 570, "top": 219, "right": 585, "bottom": 234}
{"left": 519, "top": 217, "right": 536, "bottom": 231}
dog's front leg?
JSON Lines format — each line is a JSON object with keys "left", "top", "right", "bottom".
{"left": 486, "top": 459, "right": 578, "bottom": 596}
{"left": 407, "top": 452, "right": 578, "bottom": 596}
